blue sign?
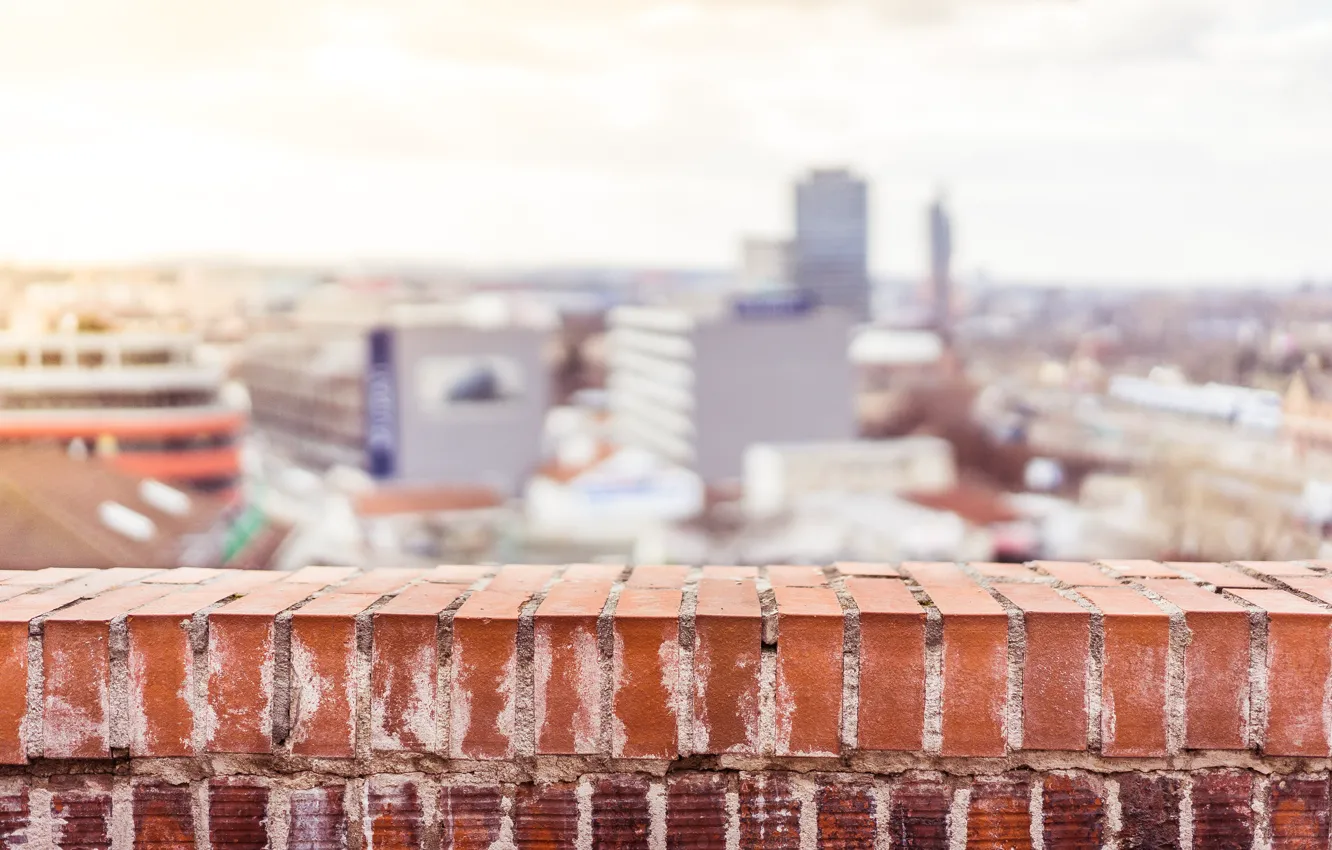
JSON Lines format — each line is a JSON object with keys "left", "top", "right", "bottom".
{"left": 365, "top": 328, "right": 399, "bottom": 479}
{"left": 732, "top": 291, "right": 815, "bottom": 319}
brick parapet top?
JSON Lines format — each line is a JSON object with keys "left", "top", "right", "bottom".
{"left": 2, "top": 561, "right": 1332, "bottom": 766}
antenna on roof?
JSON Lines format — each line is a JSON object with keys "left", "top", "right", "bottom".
{"left": 99, "top": 501, "right": 157, "bottom": 542}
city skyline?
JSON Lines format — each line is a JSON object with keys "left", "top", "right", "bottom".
{"left": 0, "top": 0, "right": 1330, "bottom": 282}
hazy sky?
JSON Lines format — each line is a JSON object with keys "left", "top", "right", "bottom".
{"left": 1, "top": 0, "right": 1329, "bottom": 282}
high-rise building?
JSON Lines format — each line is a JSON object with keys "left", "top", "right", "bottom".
{"left": 606, "top": 300, "right": 856, "bottom": 484}
{"left": 794, "top": 169, "right": 871, "bottom": 322}
{"left": 928, "top": 192, "right": 953, "bottom": 338}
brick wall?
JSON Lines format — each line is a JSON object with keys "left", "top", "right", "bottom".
{"left": 1, "top": 560, "right": 1331, "bottom": 846}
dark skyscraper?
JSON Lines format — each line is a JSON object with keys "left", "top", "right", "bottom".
{"left": 794, "top": 168, "right": 870, "bottom": 322}
{"left": 928, "top": 192, "right": 953, "bottom": 338}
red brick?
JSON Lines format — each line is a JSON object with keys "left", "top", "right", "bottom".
{"left": 701, "top": 566, "right": 757, "bottom": 580}
{"left": 143, "top": 567, "right": 226, "bottom": 585}
{"left": 440, "top": 785, "right": 503, "bottom": 850}
{"left": 0, "top": 570, "right": 171, "bottom": 764}
{"left": 367, "top": 779, "right": 423, "bottom": 850}
{"left": 846, "top": 578, "right": 925, "bottom": 751}
{"left": 928, "top": 584, "right": 1008, "bottom": 757}
{"left": 1078, "top": 587, "right": 1170, "bottom": 757}
{"left": 289, "top": 592, "right": 379, "bottom": 757}
{"left": 612, "top": 588, "right": 681, "bottom": 758}
{"left": 767, "top": 565, "right": 827, "bottom": 587}
{"left": 967, "top": 777, "right": 1032, "bottom": 849}
{"left": 42, "top": 584, "right": 172, "bottom": 758}
{"left": 426, "top": 565, "right": 491, "bottom": 584}
{"left": 815, "top": 780, "right": 876, "bottom": 848}
{"left": 284, "top": 565, "right": 358, "bottom": 585}
{"left": 288, "top": 786, "right": 346, "bottom": 850}
{"left": 1116, "top": 773, "right": 1181, "bottom": 849}
{"left": 1270, "top": 776, "right": 1330, "bottom": 849}
{"left": 50, "top": 779, "right": 112, "bottom": 850}
{"left": 773, "top": 585, "right": 843, "bottom": 756}
{"left": 972, "top": 562, "right": 1042, "bottom": 581}
{"left": 205, "top": 581, "right": 325, "bottom": 753}
{"left": 1097, "top": 559, "right": 1176, "bottom": 578}
{"left": 1234, "top": 560, "right": 1318, "bottom": 577}
{"left": 209, "top": 781, "right": 268, "bottom": 850}
{"left": 666, "top": 774, "right": 728, "bottom": 850}
{"left": 0, "top": 789, "right": 27, "bottom": 849}
{"left": 370, "top": 583, "right": 465, "bottom": 753}
{"left": 993, "top": 583, "right": 1089, "bottom": 751}
{"left": 514, "top": 783, "right": 578, "bottom": 850}
{"left": 1282, "top": 577, "right": 1332, "bottom": 606}
{"left": 450, "top": 589, "right": 527, "bottom": 759}
{"left": 1162, "top": 561, "right": 1268, "bottom": 589}
{"left": 1191, "top": 771, "right": 1254, "bottom": 848}
{"left": 904, "top": 562, "right": 976, "bottom": 587}
{"left": 336, "top": 568, "right": 425, "bottom": 595}
{"left": 487, "top": 564, "right": 558, "bottom": 594}
{"left": 126, "top": 572, "right": 279, "bottom": 758}
{"left": 834, "top": 562, "right": 900, "bottom": 578}
{"left": 692, "top": 578, "right": 762, "bottom": 754}
{"left": 626, "top": 565, "right": 689, "bottom": 588}
{"left": 1230, "top": 589, "right": 1332, "bottom": 756}
{"left": 1141, "top": 579, "right": 1249, "bottom": 750}
{"left": 1, "top": 567, "right": 92, "bottom": 586}
{"left": 1031, "top": 561, "right": 1117, "bottom": 587}
{"left": 562, "top": 563, "right": 624, "bottom": 583}
{"left": 132, "top": 782, "right": 195, "bottom": 848}
{"left": 738, "top": 774, "right": 800, "bottom": 849}
{"left": 535, "top": 580, "right": 612, "bottom": 754}
{"left": 592, "top": 774, "right": 651, "bottom": 848}
{"left": 887, "top": 778, "right": 951, "bottom": 847}
{"left": 1042, "top": 774, "right": 1104, "bottom": 848}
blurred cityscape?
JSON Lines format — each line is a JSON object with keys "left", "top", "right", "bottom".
{"left": 3, "top": 165, "right": 1332, "bottom": 570}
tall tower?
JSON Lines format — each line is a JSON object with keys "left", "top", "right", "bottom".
{"left": 793, "top": 169, "right": 870, "bottom": 322}
{"left": 928, "top": 191, "right": 953, "bottom": 339}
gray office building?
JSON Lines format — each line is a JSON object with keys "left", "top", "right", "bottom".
{"left": 794, "top": 169, "right": 871, "bottom": 322}
{"left": 243, "top": 317, "right": 550, "bottom": 495}
{"left": 607, "top": 300, "right": 856, "bottom": 484}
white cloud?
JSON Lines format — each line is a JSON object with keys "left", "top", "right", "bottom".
{"left": 0, "top": 0, "right": 1329, "bottom": 281}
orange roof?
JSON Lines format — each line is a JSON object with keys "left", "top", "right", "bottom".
{"left": 352, "top": 485, "right": 504, "bottom": 517}
{"left": 902, "top": 485, "right": 1019, "bottom": 526}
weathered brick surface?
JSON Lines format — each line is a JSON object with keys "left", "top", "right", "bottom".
{"left": 1042, "top": 774, "right": 1104, "bottom": 849}
{"left": 1270, "top": 776, "right": 1330, "bottom": 849}
{"left": 666, "top": 773, "right": 728, "bottom": 850}
{"left": 208, "top": 781, "right": 268, "bottom": 850}
{"left": 1079, "top": 586, "right": 1170, "bottom": 757}
{"left": 535, "top": 580, "right": 611, "bottom": 755}
{"left": 1116, "top": 773, "right": 1181, "bottom": 849}
{"left": 1192, "top": 771, "right": 1255, "bottom": 850}
{"left": 514, "top": 783, "right": 578, "bottom": 850}
{"left": 0, "top": 789, "right": 27, "bottom": 850}
{"left": 772, "top": 585, "right": 843, "bottom": 756}
{"left": 737, "top": 774, "right": 800, "bottom": 850}
{"left": 51, "top": 778, "right": 113, "bottom": 850}
{"left": 132, "top": 782, "right": 196, "bottom": 849}
{"left": 9, "top": 562, "right": 1332, "bottom": 845}
{"left": 440, "top": 784, "right": 504, "bottom": 850}
{"left": 814, "top": 780, "right": 876, "bottom": 849}
{"left": 367, "top": 779, "right": 424, "bottom": 850}
{"left": 886, "top": 777, "right": 952, "bottom": 849}
{"left": 592, "top": 775, "right": 651, "bottom": 849}
{"left": 288, "top": 786, "right": 346, "bottom": 850}
{"left": 693, "top": 578, "right": 762, "bottom": 754}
